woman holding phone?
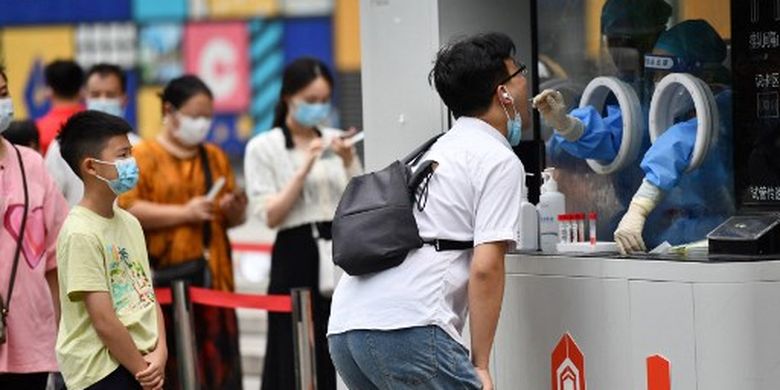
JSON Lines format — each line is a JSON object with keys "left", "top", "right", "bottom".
{"left": 244, "top": 57, "right": 361, "bottom": 390}
{"left": 119, "top": 75, "right": 247, "bottom": 389}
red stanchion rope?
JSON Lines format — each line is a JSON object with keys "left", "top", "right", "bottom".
{"left": 154, "top": 287, "right": 292, "bottom": 313}
{"left": 156, "top": 287, "right": 173, "bottom": 305}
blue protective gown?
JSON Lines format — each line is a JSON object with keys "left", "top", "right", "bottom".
{"left": 546, "top": 90, "right": 734, "bottom": 248}
{"left": 549, "top": 104, "right": 623, "bottom": 162}
{"left": 642, "top": 89, "right": 734, "bottom": 247}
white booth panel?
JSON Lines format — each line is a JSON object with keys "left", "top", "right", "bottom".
{"left": 359, "top": 0, "right": 445, "bottom": 171}
{"left": 629, "top": 281, "right": 697, "bottom": 390}
{"left": 494, "top": 274, "right": 631, "bottom": 390}
{"left": 694, "top": 282, "right": 780, "bottom": 389}
{"left": 360, "top": 0, "right": 535, "bottom": 171}
{"left": 437, "top": 0, "right": 535, "bottom": 141}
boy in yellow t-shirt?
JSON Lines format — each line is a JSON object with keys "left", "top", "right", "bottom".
{"left": 55, "top": 111, "right": 166, "bottom": 390}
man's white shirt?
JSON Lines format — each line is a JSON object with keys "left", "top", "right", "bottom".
{"left": 328, "top": 116, "right": 525, "bottom": 347}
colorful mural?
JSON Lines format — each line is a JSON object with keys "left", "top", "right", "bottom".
{"left": 0, "top": 0, "right": 360, "bottom": 158}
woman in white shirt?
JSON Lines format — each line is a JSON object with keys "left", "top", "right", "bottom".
{"left": 244, "top": 57, "right": 361, "bottom": 390}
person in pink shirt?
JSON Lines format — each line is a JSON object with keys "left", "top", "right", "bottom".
{"left": 0, "top": 66, "right": 68, "bottom": 389}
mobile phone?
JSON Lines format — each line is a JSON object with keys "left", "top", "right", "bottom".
{"left": 206, "top": 177, "right": 226, "bottom": 201}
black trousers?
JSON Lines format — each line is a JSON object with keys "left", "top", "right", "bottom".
{"left": 86, "top": 366, "right": 142, "bottom": 390}
{"left": 0, "top": 372, "right": 48, "bottom": 390}
{"left": 261, "top": 223, "right": 336, "bottom": 390}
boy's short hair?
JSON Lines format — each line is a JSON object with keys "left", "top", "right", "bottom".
{"left": 430, "top": 32, "right": 516, "bottom": 118}
{"left": 57, "top": 110, "right": 132, "bottom": 178}
{"left": 45, "top": 60, "right": 84, "bottom": 100}
{"left": 87, "top": 63, "right": 127, "bottom": 93}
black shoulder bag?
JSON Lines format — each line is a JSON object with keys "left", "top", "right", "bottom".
{"left": 152, "top": 146, "right": 213, "bottom": 288}
{"left": 332, "top": 133, "right": 473, "bottom": 276}
{"left": 1, "top": 145, "right": 29, "bottom": 345}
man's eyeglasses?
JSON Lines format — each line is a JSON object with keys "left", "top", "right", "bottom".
{"left": 499, "top": 62, "right": 527, "bottom": 85}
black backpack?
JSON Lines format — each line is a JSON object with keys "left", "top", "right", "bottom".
{"left": 332, "top": 133, "right": 472, "bottom": 276}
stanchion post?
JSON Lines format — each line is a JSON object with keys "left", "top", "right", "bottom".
{"left": 291, "top": 288, "right": 317, "bottom": 390}
{"left": 172, "top": 280, "right": 200, "bottom": 390}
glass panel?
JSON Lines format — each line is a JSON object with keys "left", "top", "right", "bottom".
{"left": 536, "top": 0, "right": 734, "bottom": 250}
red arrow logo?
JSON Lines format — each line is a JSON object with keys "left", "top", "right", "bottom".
{"left": 551, "top": 333, "right": 586, "bottom": 390}
{"left": 647, "top": 354, "right": 670, "bottom": 390}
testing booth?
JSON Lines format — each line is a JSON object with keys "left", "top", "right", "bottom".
{"left": 359, "top": 0, "right": 780, "bottom": 389}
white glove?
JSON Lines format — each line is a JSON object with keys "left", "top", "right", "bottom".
{"left": 614, "top": 180, "right": 665, "bottom": 255}
{"left": 532, "top": 89, "right": 584, "bottom": 141}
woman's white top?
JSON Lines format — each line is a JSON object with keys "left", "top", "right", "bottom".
{"left": 244, "top": 127, "right": 362, "bottom": 231}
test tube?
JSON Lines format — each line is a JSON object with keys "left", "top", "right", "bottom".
{"left": 589, "top": 212, "right": 597, "bottom": 245}
{"left": 577, "top": 213, "right": 585, "bottom": 242}
{"left": 567, "top": 215, "right": 575, "bottom": 243}
{"left": 570, "top": 214, "right": 577, "bottom": 242}
{"left": 558, "top": 215, "right": 567, "bottom": 243}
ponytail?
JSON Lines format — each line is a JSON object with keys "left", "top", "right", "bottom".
{"left": 272, "top": 100, "right": 287, "bottom": 129}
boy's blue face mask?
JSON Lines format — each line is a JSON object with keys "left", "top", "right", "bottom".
{"left": 294, "top": 101, "right": 331, "bottom": 127}
{"left": 92, "top": 157, "right": 140, "bottom": 195}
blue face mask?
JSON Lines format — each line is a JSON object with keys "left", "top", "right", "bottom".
{"left": 507, "top": 113, "right": 522, "bottom": 147}
{"left": 93, "top": 157, "right": 140, "bottom": 195}
{"left": 293, "top": 102, "right": 331, "bottom": 127}
{"left": 500, "top": 88, "right": 523, "bottom": 147}
{"left": 87, "top": 98, "right": 124, "bottom": 118}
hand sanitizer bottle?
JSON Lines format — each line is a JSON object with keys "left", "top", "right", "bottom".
{"left": 538, "top": 168, "right": 566, "bottom": 253}
{"left": 517, "top": 174, "right": 539, "bottom": 251}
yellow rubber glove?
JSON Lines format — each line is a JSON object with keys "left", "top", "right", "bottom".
{"left": 614, "top": 180, "right": 664, "bottom": 255}
{"left": 532, "top": 89, "right": 583, "bottom": 141}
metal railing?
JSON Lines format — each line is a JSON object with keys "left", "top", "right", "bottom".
{"left": 161, "top": 281, "right": 316, "bottom": 390}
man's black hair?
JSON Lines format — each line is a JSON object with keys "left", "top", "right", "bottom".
{"left": 429, "top": 32, "right": 516, "bottom": 118}
{"left": 4, "top": 120, "right": 40, "bottom": 149}
{"left": 86, "top": 63, "right": 127, "bottom": 93}
{"left": 57, "top": 110, "right": 132, "bottom": 178}
{"left": 45, "top": 60, "right": 84, "bottom": 99}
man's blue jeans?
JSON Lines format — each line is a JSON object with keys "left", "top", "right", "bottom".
{"left": 328, "top": 325, "right": 482, "bottom": 389}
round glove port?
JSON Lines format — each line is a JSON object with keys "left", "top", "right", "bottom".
{"left": 648, "top": 73, "right": 718, "bottom": 173}
{"left": 579, "top": 76, "right": 643, "bottom": 175}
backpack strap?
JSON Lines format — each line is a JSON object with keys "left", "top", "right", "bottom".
{"left": 401, "top": 133, "right": 444, "bottom": 165}
{"left": 422, "top": 239, "right": 474, "bottom": 251}
{"left": 403, "top": 132, "right": 473, "bottom": 252}
{"left": 5, "top": 145, "right": 29, "bottom": 318}
{"left": 198, "top": 145, "right": 213, "bottom": 258}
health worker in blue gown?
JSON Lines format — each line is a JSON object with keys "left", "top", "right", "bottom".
{"left": 539, "top": 0, "right": 671, "bottom": 162}
{"left": 536, "top": 19, "right": 734, "bottom": 254}
{"left": 536, "top": 0, "right": 671, "bottom": 250}
{"left": 614, "top": 20, "right": 734, "bottom": 254}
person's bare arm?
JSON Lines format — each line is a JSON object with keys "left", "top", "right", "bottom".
{"left": 127, "top": 197, "right": 212, "bottom": 230}
{"left": 219, "top": 191, "right": 248, "bottom": 228}
{"left": 83, "top": 292, "right": 148, "bottom": 377}
{"left": 136, "top": 303, "right": 167, "bottom": 390}
{"left": 468, "top": 241, "right": 507, "bottom": 390}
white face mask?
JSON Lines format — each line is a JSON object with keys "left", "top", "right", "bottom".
{"left": 173, "top": 113, "right": 212, "bottom": 146}
{"left": 87, "top": 98, "right": 124, "bottom": 118}
{"left": 0, "top": 97, "right": 13, "bottom": 134}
